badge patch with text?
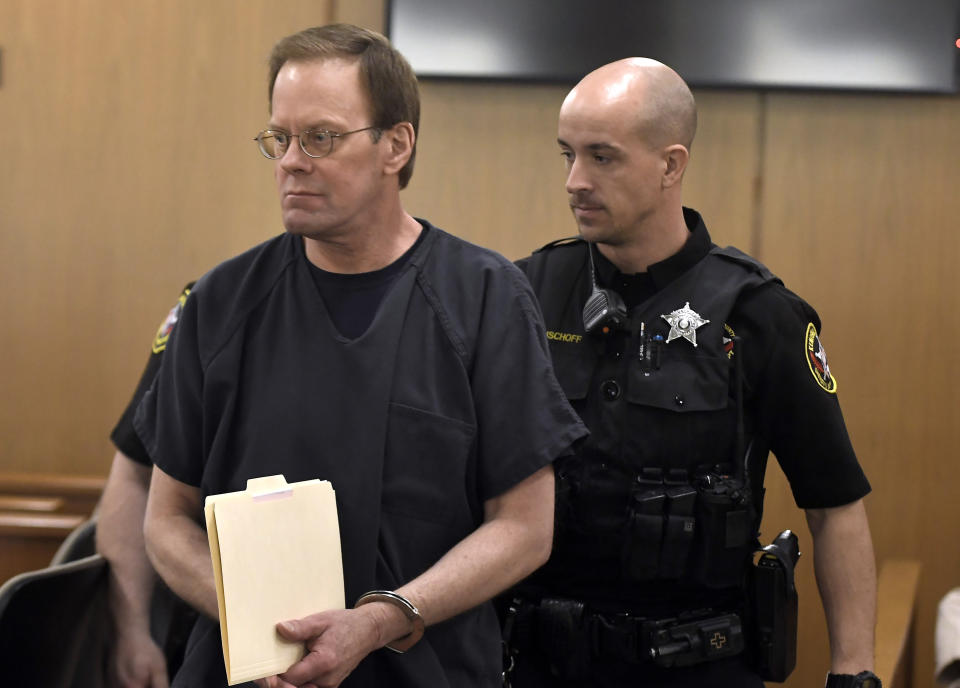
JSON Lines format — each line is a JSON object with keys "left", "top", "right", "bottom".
{"left": 151, "top": 286, "right": 191, "bottom": 354}
{"left": 805, "top": 322, "right": 837, "bottom": 393}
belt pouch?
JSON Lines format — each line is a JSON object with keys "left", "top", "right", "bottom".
{"left": 659, "top": 486, "right": 697, "bottom": 579}
{"left": 622, "top": 487, "right": 665, "bottom": 582}
{"left": 649, "top": 613, "right": 745, "bottom": 668}
{"left": 688, "top": 488, "right": 752, "bottom": 587}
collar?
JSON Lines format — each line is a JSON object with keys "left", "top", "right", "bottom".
{"left": 595, "top": 207, "right": 712, "bottom": 292}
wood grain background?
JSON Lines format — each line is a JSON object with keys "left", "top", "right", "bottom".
{"left": 1, "top": 2, "right": 957, "bottom": 685}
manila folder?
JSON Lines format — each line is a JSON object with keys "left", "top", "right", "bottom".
{"left": 205, "top": 475, "right": 344, "bottom": 685}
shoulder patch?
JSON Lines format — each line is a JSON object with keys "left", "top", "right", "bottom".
{"left": 805, "top": 322, "right": 837, "bottom": 393}
{"left": 151, "top": 285, "right": 192, "bottom": 354}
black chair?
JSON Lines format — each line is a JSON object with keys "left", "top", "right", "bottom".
{"left": 50, "top": 515, "right": 98, "bottom": 566}
{"left": 48, "top": 516, "right": 198, "bottom": 683}
{"left": 0, "top": 553, "right": 109, "bottom": 687}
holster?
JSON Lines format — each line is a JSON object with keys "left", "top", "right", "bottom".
{"left": 751, "top": 530, "right": 800, "bottom": 682}
{"left": 535, "top": 598, "right": 592, "bottom": 681}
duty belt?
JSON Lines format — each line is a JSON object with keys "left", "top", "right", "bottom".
{"left": 505, "top": 597, "right": 745, "bottom": 676}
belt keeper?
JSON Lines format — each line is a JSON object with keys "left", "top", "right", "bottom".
{"left": 355, "top": 590, "right": 425, "bottom": 653}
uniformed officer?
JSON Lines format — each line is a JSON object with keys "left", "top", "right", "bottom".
{"left": 97, "top": 283, "right": 195, "bottom": 688}
{"left": 504, "top": 58, "right": 880, "bottom": 688}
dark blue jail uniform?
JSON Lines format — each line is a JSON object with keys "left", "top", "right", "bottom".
{"left": 135, "top": 221, "right": 587, "bottom": 688}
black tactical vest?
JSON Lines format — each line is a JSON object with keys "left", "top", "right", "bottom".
{"left": 519, "top": 240, "right": 781, "bottom": 608}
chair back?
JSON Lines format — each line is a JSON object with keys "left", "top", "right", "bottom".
{"left": 0, "top": 554, "right": 109, "bottom": 688}
{"left": 50, "top": 516, "right": 98, "bottom": 566}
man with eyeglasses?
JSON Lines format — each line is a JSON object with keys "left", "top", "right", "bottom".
{"left": 136, "top": 24, "right": 586, "bottom": 688}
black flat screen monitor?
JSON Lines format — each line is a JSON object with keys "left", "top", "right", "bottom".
{"left": 387, "top": 0, "right": 960, "bottom": 93}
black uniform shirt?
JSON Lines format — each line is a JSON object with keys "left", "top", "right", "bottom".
{"left": 517, "top": 208, "right": 870, "bottom": 610}
{"left": 110, "top": 282, "right": 194, "bottom": 465}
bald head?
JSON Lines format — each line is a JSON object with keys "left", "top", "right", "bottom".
{"left": 557, "top": 58, "right": 698, "bottom": 258}
{"left": 562, "top": 58, "right": 697, "bottom": 152}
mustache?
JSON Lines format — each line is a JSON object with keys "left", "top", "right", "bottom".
{"left": 569, "top": 194, "right": 603, "bottom": 208}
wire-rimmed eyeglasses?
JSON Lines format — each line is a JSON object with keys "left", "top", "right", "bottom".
{"left": 253, "top": 126, "right": 381, "bottom": 159}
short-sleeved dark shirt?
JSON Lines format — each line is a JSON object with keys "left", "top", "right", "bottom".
{"left": 110, "top": 283, "right": 194, "bottom": 464}
{"left": 134, "top": 221, "right": 587, "bottom": 688}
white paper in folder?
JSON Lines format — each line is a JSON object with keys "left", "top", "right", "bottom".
{"left": 204, "top": 475, "right": 344, "bottom": 685}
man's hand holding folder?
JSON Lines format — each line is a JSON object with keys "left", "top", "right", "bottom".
{"left": 254, "top": 604, "right": 410, "bottom": 688}
{"left": 205, "top": 475, "right": 344, "bottom": 686}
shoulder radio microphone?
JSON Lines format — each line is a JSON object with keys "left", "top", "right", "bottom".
{"left": 582, "top": 243, "right": 627, "bottom": 334}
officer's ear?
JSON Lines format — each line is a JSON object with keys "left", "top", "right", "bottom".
{"left": 381, "top": 122, "right": 415, "bottom": 178}
{"left": 661, "top": 144, "right": 689, "bottom": 189}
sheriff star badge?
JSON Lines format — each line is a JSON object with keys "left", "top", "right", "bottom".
{"left": 661, "top": 302, "right": 710, "bottom": 347}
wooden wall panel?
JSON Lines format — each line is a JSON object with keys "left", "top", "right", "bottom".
{"left": 401, "top": 80, "right": 572, "bottom": 259}
{"left": 0, "top": 0, "right": 332, "bottom": 476}
{"left": 401, "top": 86, "right": 761, "bottom": 262}
{"left": 761, "top": 92, "right": 960, "bottom": 688}
{"left": 682, "top": 90, "right": 763, "bottom": 251}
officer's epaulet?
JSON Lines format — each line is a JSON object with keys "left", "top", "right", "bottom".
{"left": 533, "top": 236, "right": 583, "bottom": 253}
